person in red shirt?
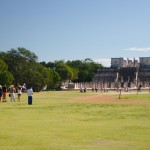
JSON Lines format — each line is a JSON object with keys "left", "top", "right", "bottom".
{"left": 2, "top": 84, "right": 7, "bottom": 102}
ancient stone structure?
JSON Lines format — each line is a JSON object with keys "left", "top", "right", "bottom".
{"left": 71, "top": 57, "right": 150, "bottom": 90}
{"left": 92, "top": 57, "right": 150, "bottom": 89}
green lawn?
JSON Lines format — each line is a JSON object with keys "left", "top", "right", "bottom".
{"left": 119, "top": 91, "right": 150, "bottom": 99}
{"left": 0, "top": 91, "right": 150, "bottom": 150}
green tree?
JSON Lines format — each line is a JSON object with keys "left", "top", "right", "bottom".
{"left": 23, "top": 63, "right": 53, "bottom": 91}
{"left": 0, "top": 47, "right": 38, "bottom": 86}
{"left": 66, "top": 59, "right": 102, "bottom": 82}
{"left": 0, "top": 59, "right": 14, "bottom": 86}
{"left": 0, "top": 48, "right": 54, "bottom": 90}
{"left": 54, "top": 60, "right": 74, "bottom": 82}
{"left": 49, "top": 69, "right": 61, "bottom": 89}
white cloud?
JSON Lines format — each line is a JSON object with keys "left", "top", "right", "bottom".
{"left": 94, "top": 58, "right": 111, "bottom": 67}
{"left": 125, "top": 47, "right": 150, "bottom": 52}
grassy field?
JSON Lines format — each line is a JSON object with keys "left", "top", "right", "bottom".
{"left": 0, "top": 91, "right": 150, "bottom": 150}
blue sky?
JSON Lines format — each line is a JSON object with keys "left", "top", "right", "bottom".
{"left": 0, "top": 0, "right": 150, "bottom": 66}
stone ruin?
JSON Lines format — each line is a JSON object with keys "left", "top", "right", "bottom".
{"left": 92, "top": 57, "right": 150, "bottom": 89}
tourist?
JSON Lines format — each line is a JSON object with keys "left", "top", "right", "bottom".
{"left": 22, "top": 83, "right": 27, "bottom": 92}
{"left": 95, "top": 87, "right": 98, "bottom": 92}
{"left": 80, "top": 87, "right": 83, "bottom": 93}
{"left": 17, "top": 85, "right": 22, "bottom": 102}
{"left": 84, "top": 87, "right": 87, "bottom": 92}
{"left": 2, "top": 84, "right": 7, "bottom": 102}
{"left": 9, "top": 85, "right": 16, "bottom": 102}
{"left": 27, "top": 87, "right": 33, "bottom": 104}
{"left": 92, "top": 87, "right": 94, "bottom": 91}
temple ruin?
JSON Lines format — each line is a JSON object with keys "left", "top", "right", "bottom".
{"left": 92, "top": 57, "right": 150, "bottom": 89}
{"left": 67, "top": 57, "right": 150, "bottom": 90}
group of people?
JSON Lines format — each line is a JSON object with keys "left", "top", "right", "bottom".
{"left": 8, "top": 85, "right": 22, "bottom": 102}
{"left": 80, "top": 87, "right": 87, "bottom": 93}
{"left": 79, "top": 87, "right": 109, "bottom": 93}
{"left": 0, "top": 84, "right": 23, "bottom": 102}
{"left": 0, "top": 83, "right": 33, "bottom": 103}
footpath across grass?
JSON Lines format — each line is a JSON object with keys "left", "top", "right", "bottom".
{"left": 0, "top": 91, "right": 150, "bottom": 150}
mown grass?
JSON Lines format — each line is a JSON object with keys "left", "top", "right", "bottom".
{"left": 118, "top": 90, "right": 150, "bottom": 99}
{"left": 0, "top": 91, "right": 150, "bottom": 150}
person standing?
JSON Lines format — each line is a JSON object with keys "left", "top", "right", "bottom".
{"left": 27, "top": 87, "right": 33, "bottom": 105}
{"left": 22, "top": 83, "right": 27, "bottom": 93}
{"left": 2, "top": 84, "right": 7, "bottom": 102}
{"left": 17, "top": 85, "right": 22, "bottom": 102}
{"left": 0, "top": 85, "right": 3, "bottom": 102}
{"left": 9, "top": 85, "right": 16, "bottom": 102}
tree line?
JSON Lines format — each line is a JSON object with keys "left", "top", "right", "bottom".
{"left": 0, "top": 47, "right": 103, "bottom": 90}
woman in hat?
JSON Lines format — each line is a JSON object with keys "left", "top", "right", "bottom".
{"left": 17, "top": 85, "right": 22, "bottom": 102}
{"left": 9, "top": 85, "right": 16, "bottom": 102}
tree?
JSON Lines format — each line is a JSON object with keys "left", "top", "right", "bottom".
{"left": 49, "top": 69, "right": 61, "bottom": 88}
{"left": 0, "top": 48, "right": 39, "bottom": 86}
{"left": 0, "top": 48, "right": 54, "bottom": 90}
{"left": 0, "top": 59, "right": 14, "bottom": 86}
{"left": 40, "top": 61, "right": 61, "bottom": 88}
{"left": 23, "top": 63, "right": 53, "bottom": 91}
{"left": 66, "top": 59, "right": 102, "bottom": 82}
{"left": 17, "top": 47, "right": 38, "bottom": 62}
{"left": 54, "top": 60, "right": 74, "bottom": 82}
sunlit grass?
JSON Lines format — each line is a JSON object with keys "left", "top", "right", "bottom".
{"left": 118, "top": 91, "right": 150, "bottom": 99}
{"left": 0, "top": 91, "right": 150, "bottom": 150}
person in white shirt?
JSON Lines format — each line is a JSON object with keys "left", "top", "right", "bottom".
{"left": 17, "top": 85, "right": 22, "bottom": 102}
{"left": 9, "top": 85, "right": 16, "bottom": 102}
{"left": 27, "top": 87, "right": 33, "bottom": 96}
{"left": 27, "top": 87, "right": 33, "bottom": 104}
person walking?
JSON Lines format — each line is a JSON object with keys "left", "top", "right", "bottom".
{"left": 2, "top": 84, "right": 7, "bottom": 102}
{"left": 9, "top": 85, "right": 16, "bottom": 102}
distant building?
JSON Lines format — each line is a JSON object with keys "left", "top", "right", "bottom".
{"left": 92, "top": 57, "right": 150, "bottom": 88}
{"left": 111, "top": 58, "right": 124, "bottom": 68}
{"left": 111, "top": 58, "right": 139, "bottom": 68}
{"left": 139, "top": 57, "right": 150, "bottom": 67}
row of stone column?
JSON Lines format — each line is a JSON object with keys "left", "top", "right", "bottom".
{"left": 74, "top": 81, "right": 150, "bottom": 89}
